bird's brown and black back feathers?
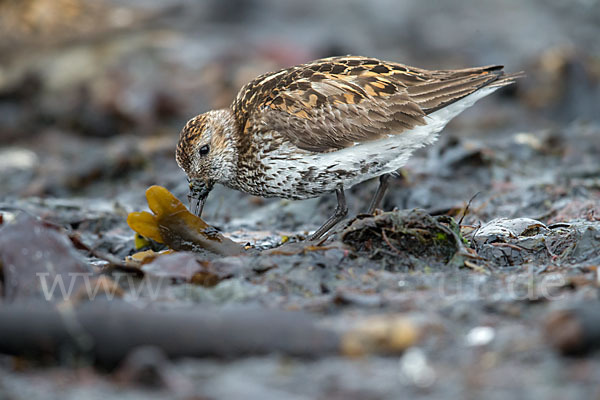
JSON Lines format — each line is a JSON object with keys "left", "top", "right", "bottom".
{"left": 232, "top": 56, "right": 521, "bottom": 152}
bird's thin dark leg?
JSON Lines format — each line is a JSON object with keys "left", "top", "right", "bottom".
{"left": 367, "top": 173, "right": 391, "bottom": 214}
{"left": 308, "top": 188, "right": 347, "bottom": 241}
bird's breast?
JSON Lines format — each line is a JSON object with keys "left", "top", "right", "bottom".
{"left": 229, "top": 132, "right": 421, "bottom": 200}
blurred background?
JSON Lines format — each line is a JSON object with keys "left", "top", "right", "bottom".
{"left": 0, "top": 0, "right": 599, "bottom": 226}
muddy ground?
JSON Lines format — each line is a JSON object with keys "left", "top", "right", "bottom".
{"left": 1, "top": 0, "right": 600, "bottom": 399}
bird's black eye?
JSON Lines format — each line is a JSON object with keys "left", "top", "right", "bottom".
{"left": 199, "top": 144, "right": 210, "bottom": 156}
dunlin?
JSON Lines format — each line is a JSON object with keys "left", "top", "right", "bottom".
{"left": 176, "top": 56, "right": 521, "bottom": 240}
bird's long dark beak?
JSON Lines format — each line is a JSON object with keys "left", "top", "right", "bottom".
{"left": 188, "top": 179, "right": 212, "bottom": 216}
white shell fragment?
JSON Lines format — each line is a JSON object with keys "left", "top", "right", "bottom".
{"left": 473, "top": 218, "right": 548, "bottom": 245}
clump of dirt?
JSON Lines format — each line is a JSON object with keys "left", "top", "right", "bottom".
{"left": 341, "top": 209, "right": 462, "bottom": 270}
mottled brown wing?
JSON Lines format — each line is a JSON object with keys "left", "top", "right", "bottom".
{"left": 233, "top": 56, "right": 508, "bottom": 152}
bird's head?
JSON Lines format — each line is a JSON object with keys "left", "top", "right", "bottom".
{"left": 176, "top": 109, "right": 238, "bottom": 216}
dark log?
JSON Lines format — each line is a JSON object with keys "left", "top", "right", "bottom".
{"left": 0, "top": 305, "right": 339, "bottom": 367}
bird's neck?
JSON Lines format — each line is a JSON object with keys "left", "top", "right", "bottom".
{"left": 211, "top": 108, "right": 241, "bottom": 184}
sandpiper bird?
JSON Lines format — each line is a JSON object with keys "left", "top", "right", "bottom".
{"left": 176, "top": 56, "right": 521, "bottom": 240}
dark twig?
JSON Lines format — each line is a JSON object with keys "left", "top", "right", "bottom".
{"left": 381, "top": 228, "right": 402, "bottom": 255}
{"left": 490, "top": 242, "right": 527, "bottom": 251}
{"left": 458, "top": 192, "right": 481, "bottom": 226}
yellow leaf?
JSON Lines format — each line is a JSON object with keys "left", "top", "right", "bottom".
{"left": 126, "top": 211, "right": 163, "bottom": 243}
{"left": 127, "top": 185, "right": 244, "bottom": 256}
{"left": 134, "top": 233, "right": 152, "bottom": 250}
{"left": 145, "top": 185, "right": 187, "bottom": 217}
